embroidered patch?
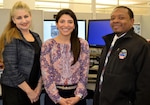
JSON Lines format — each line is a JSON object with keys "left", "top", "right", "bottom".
{"left": 119, "top": 49, "right": 127, "bottom": 59}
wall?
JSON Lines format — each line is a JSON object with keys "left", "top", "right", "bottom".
{"left": 141, "top": 15, "right": 150, "bottom": 39}
{"left": 0, "top": 9, "right": 10, "bottom": 36}
{"left": 31, "top": 10, "right": 44, "bottom": 40}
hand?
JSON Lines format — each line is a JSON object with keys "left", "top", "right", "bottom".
{"left": 58, "top": 97, "right": 69, "bottom": 105}
{"left": 34, "top": 84, "right": 42, "bottom": 96}
{"left": 66, "top": 96, "right": 80, "bottom": 105}
{"left": 26, "top": 89, "right": 39, "bottom": 103}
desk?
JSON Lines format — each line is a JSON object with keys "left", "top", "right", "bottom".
{"left": 87, "top": 65, "right": 98, "bottom": 91}
{"left": 87, "top": 74, "right": 97, "bottom": 91}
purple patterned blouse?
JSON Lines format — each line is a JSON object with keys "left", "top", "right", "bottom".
{"left": 40, "top": 38, "right": 90, "bottom": 103}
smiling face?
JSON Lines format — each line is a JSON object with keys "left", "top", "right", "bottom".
{"left": 110, "top": 8, "right": 134, "bottom": 36}
{"left": 56, "top": 14, "right": 75, "bottom": 37}
{"left": 12, "top": 9, "right": 31, "bottom": 32}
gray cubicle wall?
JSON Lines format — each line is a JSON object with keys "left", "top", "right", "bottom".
{"left": 0, "top": 9, "right": 43, "bottom": 41}
{"left": 141, "top": 15, "right": 150, "bottom": 39}
{"left": 0, "top": 9, "right": 10, "bottom": 36}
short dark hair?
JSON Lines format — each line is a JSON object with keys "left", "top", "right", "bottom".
{"left": 115, "top": 6, "right": 134, "bottom": 19}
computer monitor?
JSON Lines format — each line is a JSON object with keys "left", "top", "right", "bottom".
{"left": 87, "top": 19, "right": 113, "bottom": 47}
{"left": 43, "top": 19, "right": 86, "bottom": 42}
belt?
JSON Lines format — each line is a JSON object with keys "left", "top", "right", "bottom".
{"left": 56, "top": 84, "right": 77, "bottom": 90}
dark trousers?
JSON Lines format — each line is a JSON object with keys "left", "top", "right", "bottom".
{"left": 2, "top": 84, "right": 40, "bottom": 105}
{"left": 45, "top": 89, "right": 86, "bottom": 105}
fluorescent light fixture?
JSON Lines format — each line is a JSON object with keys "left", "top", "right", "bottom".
{"left": 0, "top": 0, "right": 3, "bottom": 3}
{"left": 35, "top": 1, "right": 69, "bottom": 8}
{"left": 96, "top": 0, "right": 145, "bottom": 5}
{"left": 96, "top": 5, "right": 112, "bottom": 8}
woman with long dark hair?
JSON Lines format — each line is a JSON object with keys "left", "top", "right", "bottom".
{"left": 40, "top": 9, "right": 90, "bottom": 105}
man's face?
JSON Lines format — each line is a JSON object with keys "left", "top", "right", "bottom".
{"left": 110, "top": 8, "right": 134, "bottom": 36}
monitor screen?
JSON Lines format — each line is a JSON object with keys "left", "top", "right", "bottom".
{"left": 43, "top": 20, "right": 86, "bottom": 42}
{"left": 87, "top": 19, "right": 113, "bottom": 47}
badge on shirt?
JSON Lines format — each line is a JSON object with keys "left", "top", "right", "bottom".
{"left": 119, "top": 49, "right": 127, "bottom": 59}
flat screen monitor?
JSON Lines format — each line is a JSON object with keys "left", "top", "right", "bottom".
{"left": 87, "top": 19, "right": 113, "bottom": 47}
{"left": 43, "top": 20, "right": 86, "bottom": 42}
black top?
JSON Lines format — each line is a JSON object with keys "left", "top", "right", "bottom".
{"left": 28, "top": 38, "right": 41, "bottom": 89}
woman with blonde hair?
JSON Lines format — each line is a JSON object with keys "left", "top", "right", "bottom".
{"left": 0, "top": 1, "right": 42, "bottom": 105}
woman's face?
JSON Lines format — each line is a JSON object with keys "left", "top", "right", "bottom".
{"left": 12, "top": 9, "right": 31, "bottom": 32}
{"left": 56, "top": 14, "right": 75, "bottom": 37}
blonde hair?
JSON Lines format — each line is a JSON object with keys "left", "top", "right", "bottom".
{"left": 0, "top": 1, "right": 31, "bottom": 60}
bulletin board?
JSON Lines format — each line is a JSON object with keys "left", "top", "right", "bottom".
{"left": 133, "top": 23, "right": 141, "bottom": 35}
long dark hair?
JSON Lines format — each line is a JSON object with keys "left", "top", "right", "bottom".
{"left": 55, "top": 9, "right": 81, "bottom": 65}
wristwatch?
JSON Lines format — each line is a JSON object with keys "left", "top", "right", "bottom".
{"left": 77, "top": 94, "right": 83, "bottom": 99}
